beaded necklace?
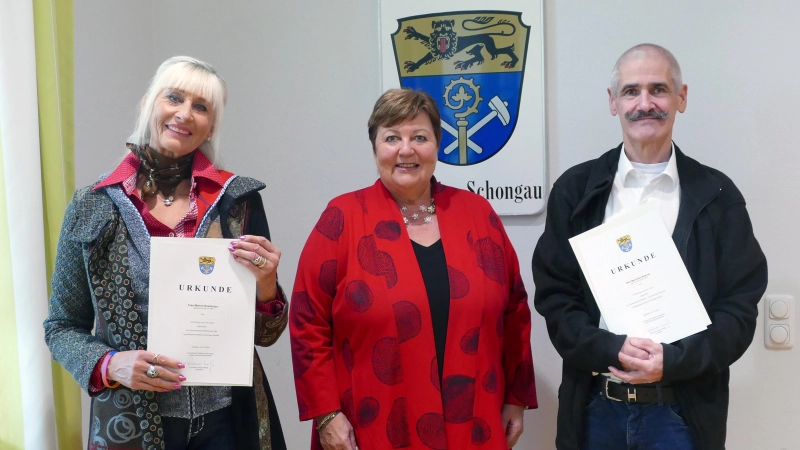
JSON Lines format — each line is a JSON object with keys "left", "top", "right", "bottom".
{"left": 398, "top": 197, "right": 436, "bottom": 226}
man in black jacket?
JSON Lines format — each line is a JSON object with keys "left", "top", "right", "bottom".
{"left": 532, "top": 43, "right": 768, "bottom": 450}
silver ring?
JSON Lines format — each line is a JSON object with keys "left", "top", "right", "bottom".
{"left": 146, "top": 365, "right": 159, "bottom": 378}
{"left": 151, "top": 353, "right": 160, "bottom": 364}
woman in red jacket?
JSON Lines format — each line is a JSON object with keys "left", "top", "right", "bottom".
{"left": 290, "top": 89, "right": 537, "bottom": 449}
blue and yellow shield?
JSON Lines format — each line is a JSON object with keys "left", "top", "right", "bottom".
{"left": 616, "top": 236, "right": 633, "bottom": 253}
{"left": 392, "top": 11, "right": 530, "bottom": 166}
{"left": 199, "top": 256, "right": 216, "bottom": 275}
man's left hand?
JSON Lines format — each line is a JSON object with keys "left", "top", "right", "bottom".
{"left": 609, "top": 338, "right": 664, "bottom": 384}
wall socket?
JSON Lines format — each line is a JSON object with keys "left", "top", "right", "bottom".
{"left": 764, "top": 294, "right": 794, "bottom": 349}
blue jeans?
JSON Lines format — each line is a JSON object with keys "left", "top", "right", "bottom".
{"left": 581, "top": 390, "right": 696, "bottom": 450}
{"left": 162, "top": 406, "right": 236, "bottom": 450}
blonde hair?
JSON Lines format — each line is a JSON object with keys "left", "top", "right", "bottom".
{"left": 127, "top": 56, "right": 227, "bottom": 164}
{"left": 367, "top": 89, "right": 442, "bottom": 153}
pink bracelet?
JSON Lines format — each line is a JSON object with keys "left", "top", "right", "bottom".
{"left": 101, "top": 351, "right": 120, "bottom": 389}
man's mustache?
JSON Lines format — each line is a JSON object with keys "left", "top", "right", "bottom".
{"left": 625, "top": 110, "right": 670, "bottom": 121}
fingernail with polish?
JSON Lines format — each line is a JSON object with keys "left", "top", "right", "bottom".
{"left": 228, "top": 246, "right": 235, "bottom": 252}
{"left": 239, "top": 235, "right": 247, "bottom": 239}
{"left": 178, "top": 375, "right": 186, "bottom": 381}
{"left": 174, "top": 384, "right": 182, "bottom": 389}
{"left": 163, "top": 389, "right": 170, "bottom": 393}
{"left": 231, "top": 240, "right": 238, "bottom": 245}
{"left": 178, "top": 363, "right": 185, "bottom": 369}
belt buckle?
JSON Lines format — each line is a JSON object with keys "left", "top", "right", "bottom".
{"left": 604, "top": 378, "right": 623, "bottom": 402}
{"left": 627, "top": 387, "right": 637, "bottom": 403}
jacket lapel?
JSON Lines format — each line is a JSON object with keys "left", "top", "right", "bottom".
{"left": 571, "top": 145, "right": 620, "bottom": 227}
{"left": 671, "top": 145, "right": 721, "bottom": 255}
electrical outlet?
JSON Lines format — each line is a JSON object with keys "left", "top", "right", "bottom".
{"left": 765, "top": 295, "right": 794, "bottom": 349}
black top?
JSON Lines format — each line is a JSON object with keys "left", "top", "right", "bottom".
{"left": 411, "top": 239, "right": 450, "bottom": 382}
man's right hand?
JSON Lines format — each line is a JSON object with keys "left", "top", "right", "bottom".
{"left": 611, "top": 338, "right": 664, "bottom": 384}
{"left": 317, "top": 413, "right": 357, "bottom": 450}
{"left": 619, "top": 336, "right": 650, "bottom": 370}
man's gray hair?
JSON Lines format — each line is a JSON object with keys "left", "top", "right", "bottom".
{"left": 609, "top": 44, "right": 683, "bottom": 97}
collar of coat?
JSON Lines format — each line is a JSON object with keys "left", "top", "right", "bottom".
{"left": 571, "top": 143, "right": 725, "bottom": 254}
{"left": 573, "top": 143, "right": 721, "bottom": 216}
{"left": 62, "top": 175, "right": 265, "bottom": 243}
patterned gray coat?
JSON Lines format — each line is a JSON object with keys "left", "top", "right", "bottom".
{"left": 44, "top": 175, "right": 288, "bottom": 450}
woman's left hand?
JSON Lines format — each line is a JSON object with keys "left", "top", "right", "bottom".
{"left": 501, "top": 404, "right": 525, "bottom": 448}
{"left": 229, "top": 235, "right": 281, "bottom": 301}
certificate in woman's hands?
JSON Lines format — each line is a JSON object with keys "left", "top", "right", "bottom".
{"left": 569, "top": 203, "right": 711, "bottom": 344}
{"left": 148, "top": 238, "right": 256, "bottom": 386}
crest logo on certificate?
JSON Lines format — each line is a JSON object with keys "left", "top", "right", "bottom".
{"left": 616, "top": 235, "right": 632, "bottom": 253}
{"left": 381, "top": 1, "right": 546, "bottom": 215}
{"left": 199, "top": 256, "right": 216, "bottom": 274}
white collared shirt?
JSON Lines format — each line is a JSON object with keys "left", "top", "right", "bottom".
{"left": 598, "top": 144, "right": 682, "bottom": 368}
{"left": 603, "top": 143, "right": 681, "bottom": 234}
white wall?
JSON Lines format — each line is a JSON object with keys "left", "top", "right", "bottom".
{"left": 74, "top": 1, "right": 799, "bottom": 449}
{"left": 74, "top": 3, "right": 154, "bottom": 186}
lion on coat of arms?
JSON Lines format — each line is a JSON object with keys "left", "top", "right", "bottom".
{"left": 403, "top": 17, "right": 520, "bottom": 72}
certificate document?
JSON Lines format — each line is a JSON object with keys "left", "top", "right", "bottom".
{"left": 148, "top": 238, "right": 256, "bottom": 386}
{"left": 569, "top": 203, "right": 711, "bottom": 343}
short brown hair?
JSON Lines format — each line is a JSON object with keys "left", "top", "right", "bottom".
{"left": 367, "top": 89, "right": 442, "bottom": 152}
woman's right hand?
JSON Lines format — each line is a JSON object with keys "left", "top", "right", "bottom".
{"left": 318, "top": 413, "right": 358, "bottom": 450}
{"left": 107, "top": 350, "right": 185, "bottom": 392}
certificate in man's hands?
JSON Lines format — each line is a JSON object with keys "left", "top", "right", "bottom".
{"left": 569, "top": 203, "right": 711, "bottom": 343}
{"left": 148, "top": 238, "right": 256, "bottom": 386}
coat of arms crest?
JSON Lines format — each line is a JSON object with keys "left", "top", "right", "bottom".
{"left": 392, "top": 11, "right": 530, "bottom": 166}
{"left": 616, "top": 235, "right": 633, "bottom": 253}
{"left": 198, "top": 256, "right": 216, "bottom": 275}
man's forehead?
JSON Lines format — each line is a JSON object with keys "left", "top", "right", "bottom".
{"left": 618, "top": 53, "right": 671, "bottom": 74}
{"left": 617, "top": 55, "right": 674, "bottom": 84}
{"left": 620, "top": 81, "right": 671, "bottom": 89}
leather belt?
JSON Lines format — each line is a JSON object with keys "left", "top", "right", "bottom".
{"left": 594, "top": 375, "right": 676, "bottom": 404}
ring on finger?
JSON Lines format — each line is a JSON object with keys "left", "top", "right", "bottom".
{"left": 252, "top": 254, "right": 267, "bottom": 269}
{"left": 146, "top": 365, "right": 159, "bottom": 378}
{"left": 151, "top": 353, "right": 160, "bottom": 364}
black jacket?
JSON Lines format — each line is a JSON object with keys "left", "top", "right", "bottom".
{"left": 532, "top": 144, "right": 768, "bottom": 450}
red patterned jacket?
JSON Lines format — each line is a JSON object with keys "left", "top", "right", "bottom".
{"left": 290, "top": 179, "right": 537, "bottom": 449}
